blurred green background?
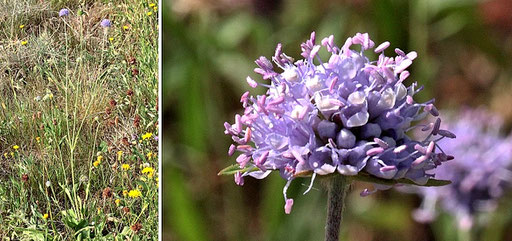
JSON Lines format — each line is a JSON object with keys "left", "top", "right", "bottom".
{"left": 162, "top": 0, "right": 512, "bottom": 240}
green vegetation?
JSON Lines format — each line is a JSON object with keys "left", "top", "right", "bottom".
{"left": 0, "top": 0, "right": 159, "bottom": 239}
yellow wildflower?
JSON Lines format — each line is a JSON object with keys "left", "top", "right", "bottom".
{"left": 49, "top": 93, "right": 53, "bottom": 99}
{"left": 115, "top": 199, "right": 121, "bottom": 206}
{"left": 142, "top": 132, "right": 153, "bottom": 140}
{"left": 123, "top": 25, "right": 129, "bottom": 30}
{"left": 121, "top": 163, "right": 130, "bottom": 171}
{"left": 21, "top": 40, "right": 27, "bottom": 45}
{"left": 108, "top": 37, "right": 114, "bottom": 41}
{"left": 146, "top": 152, "right": 153, "bottom": 160}
{"left": 141, "top": 167, "right": 155, "bottom": 178}
{"left": 13, "top": 145, "right": 19, "bottom": 150}
{"left": 147, "top": 12, "right": 152, "bottom": 16}
{"left": 149, "top": 3, "right": 156, "bottom": 7}
{"left": 94, "top": 155, "right": 102, "bottom": 167}
{"left": 153, "top": 6, "right": 158, "bottom": 11}
{"left": 3, "top": 153, "right": 7, "bottom": 158}
{"left": 128, "top": 189, "right": 141, "bottom": 198}
{"left": 122, "top": 190, "right": 128, "bottom": 197}
{"left": 10, "top": 152, "right": 14, "bottom": 157}
{"left": 42, "top": 213, "right": 48, "bottom": 219}
{"left": 36, "top": 137, "right": 41, "bottom": 143}
{"left": 93, "top": 160, "right": 101, "bottom": 167}
{"left": 19, "top": 25, "right": 25, "bottom": 29}
{"left": 117, "top": 150, "right": 123, "bottom": 161}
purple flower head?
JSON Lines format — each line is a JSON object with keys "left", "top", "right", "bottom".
{"left": 408, "top": 108, "right": 512, "bottom": 230}
{"left": 100, "top": 19, "right": 112, "bottom": 28}
{"left": 59, "top": 8, "right": 69, "bottom": 17}
{"left": 223, "top": 32, "right": 453, "bottom": 213}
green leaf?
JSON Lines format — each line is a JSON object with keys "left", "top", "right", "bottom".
{"left": 217, "top": 164, "right": 258, "bottom": 176}
{"left": 14, "top": 228, "right": 45, "bottom": 237}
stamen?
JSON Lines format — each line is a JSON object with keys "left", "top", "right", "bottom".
{"left": 414, "top": 144, "right": 426, "bottom": 154}
{"left": 399, "top": 71, "right": 410, "bottom": 83}
{"left": 393, "top": 145, "right": 407, "bottom": 153}
{"left": 406, "top": 51, "right": 418, "bottom": 60}
{"left": 432, "top": 118, "right": 441, "bottom": 135}
{"left": 224, "top": 122, "right": 232, "bottom": 135}
{"left": 329, "top": 76, "right": 339, "bottom": 93}
{"left": 284, "top": 198, "right": 294, "bottom": 214}
{"left": 395, "top": 48, "right": 406, "bottom": 56}
{"left": 255, "top": 151, "right": 269, "bottom": 166}
{"left": 374, "top": 41, "right": 390, "bottom": 53}
{"left": 367, "top": 147, "right": 384, "bottom": 156}
{"left": 395, "top": 59, "right": 412, "bottom": 74}
{"left": 234, "top": 114, "right": 242, "bottom": 134}
{"left": 244, "top": 127, "right": 252, "bottom": 143}
{"left": 237, "top": 145, "right": 252, "bottom": 151}
{"left": 234, "top": 172, "right": 244, "bottom": 186}
{"left": 268, "top": 96, "right": 285, "bottom": 106}
{"left": 240, "top": 91, "right": 250, "bottom": 104}
{"left": 374, "top": 138, "right": 389, "bottom": 148}
{"left": 426, "top": 141, "right": 435, "bottom": 156}
{"left": 283, "top": 179, "right": 293, "bottom": 199}
{"left": 303, "top": 173, "right": 317, "bottom": 195}
{"left": 228, "top": 144, "right": 236, "bottom": 156}
{"left": 380, "top": 165, "right": 397, "bottom": 172}
{"left": 246, "top": 76, "right": 258, "bottom": 88}
{"left": 412, "top": 155, "right": 427, "bottom": 167}
{"left": 438, "top": 129, "right": 456, "bottom": 139}
{"left": 236, "top": 154, "right": 251, "bottom": 168}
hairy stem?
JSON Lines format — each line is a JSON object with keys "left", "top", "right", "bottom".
{"left": 325, "top": 176, "right": 350, "bottom": 241}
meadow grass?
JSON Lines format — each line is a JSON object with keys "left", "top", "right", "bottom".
{"left": 0, "top": 0, "right": 159, "bottom": 239}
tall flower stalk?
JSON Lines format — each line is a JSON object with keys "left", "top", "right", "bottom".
{"left": 325, "top": 176, "right": 350, "bottom": 241}
{"left": 220, "top": 32, "right": 454, "bottom": 240}
{"left": 57, "top": 10, "right": 111, "bottom": 220}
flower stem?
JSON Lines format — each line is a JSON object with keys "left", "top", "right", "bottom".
{"left": 325, "top": 175, "right": 350, "bottom": 241}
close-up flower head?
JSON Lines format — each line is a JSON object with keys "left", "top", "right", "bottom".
{"left": 163, "top": 1, "right": 512, "bottom": 240}
{"left": 221, "top": 32, "right": 455, "bottom": 213}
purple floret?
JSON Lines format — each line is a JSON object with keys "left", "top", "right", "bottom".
{"left": 100, "top": 19, "right": 111, "bottom": 27}
{"left": 59, "top": 8, "right": 69, "bottom": 17}
{"left": 224, "top": 32, "right": 453, "bottom": 213}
